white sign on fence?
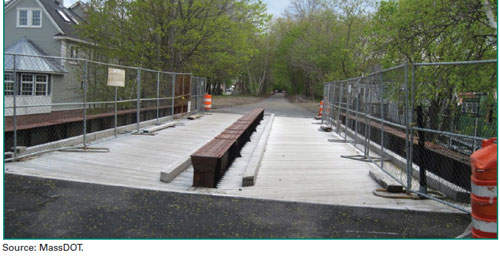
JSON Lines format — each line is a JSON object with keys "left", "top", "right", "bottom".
{"left": 107, "top": 68, "right": 126, "bottom": 87}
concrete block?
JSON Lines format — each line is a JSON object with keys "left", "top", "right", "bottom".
{"left": 11, "top": 146, "right": 27, "bottom": 154}
{"left": 142, "top": 121, "right": 176, "bottom": 134}
{"left": 369, "top": 169, "right": 404, "bottom": 193}
{"left": 188, "top": 114, "right": 203, "bottom": 120}
{"left": 160, "top": 157, "right": 192, "bottom": 183}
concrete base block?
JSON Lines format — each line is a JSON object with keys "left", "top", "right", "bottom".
{"left": 369, "top": 169, "right": 404, "bottom": 193}
{"left": 142, "top": 121, "right": 176, "bottom": 134}
{"left": 11, "top": 146, "right": 27, "bottom": 154}
{"left": 188, "top": 114, "right": 203, "bottom": 120}
{"left": 160, "top": 157, "right": 192, "bottom": 183}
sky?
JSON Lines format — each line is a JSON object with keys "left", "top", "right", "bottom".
{"left": 64, "top": 0, "right": 83, "bottom": 7}
{"left": 63, "top": 0, "right": 292, "bottom": 18}
{"left": 261, "top": 0, "right": 292, "bottom": 18}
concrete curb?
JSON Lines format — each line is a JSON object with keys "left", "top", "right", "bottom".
{"left": 242, "top": 114, "right": 275, "bottom": 186}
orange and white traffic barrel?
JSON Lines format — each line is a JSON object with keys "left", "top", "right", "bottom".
{"left": 204, "top": 94, "right": 212, "bottom": 110}
{"left": 470, "top": 138, "right": 497, "bottom": 239}
{"left": 318, "top": 100, "right": 324, "bottom": 116}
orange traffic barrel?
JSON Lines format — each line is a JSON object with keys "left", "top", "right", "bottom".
{"left": 470, "top": 138, "right": 497, "bottom": 239}
{"left": 318, "top": 100, "right": 324, "bottom": 116}
{"left": 204, "top": 94, "right": 212, "bottom": 110}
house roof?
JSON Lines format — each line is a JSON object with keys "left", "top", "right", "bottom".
{"left": 4, "top": 39, "right": 67, "bottom": 74}
{"left": 39, "top": 0, "right": 83, "bottom": 39}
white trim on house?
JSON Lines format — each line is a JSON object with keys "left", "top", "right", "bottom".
{"left": 16, "top": 8, "right": 43, "bottom": 28}
{"left": 53, "top": 35, "right": 91, "bottom": 45}
{"left": 61, "top": 40, "right": 67, "bottom": 65}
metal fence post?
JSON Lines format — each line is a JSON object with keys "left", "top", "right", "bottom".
{"left": 83, "top": 60, "right": 88, "bottom": 148}
{"left": 202, "top": 78, "right": 206, "bottom": 114}
{"left": 136, "top": 68, "right": 141, "bottom": 133}
{"left": 416, "top": 106, "right": 428, "bottom": 195}
{"left": 364, "top": 77, "right": 371, "bottom": 158}
{"left": 329, "top": 82, "right": 334, "bottom": 127}
{"left": 171, "top": 74, "right": 176, "bottom": 118}
{"left": 345, "top": 82, "right": 351, "bottom": 141}
{"left": 156, "top": 71, "right": 160, "bottom": 125}
{"left": 404, "top": 62, "right": 411, "bottom": 190}
{"left": 321, "top": 83, "right": 330, "bottom": 124}
{"left": 354, "top": 85, "right": 359, "bottom": 146}
{"left": 337, "top": 82, "right": 343, "bottom": 133}
{"left": 410, "top": 64, "right": 416, "bottom": 192}
{"left": 13, "top": 54, "right": 18, "bottom": 159}
{"left": 379, "top": 71, "right": 385, "bottom": 169}
{"left": 198, "top": 78, "right": 201, "bottom": 113}
{"left": 114, "top": 85, "right": 118, "bottom": 138}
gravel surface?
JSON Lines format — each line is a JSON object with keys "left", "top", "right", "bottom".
{"left": 211, "top": 93, "right": 315, "bottom": 118}
{"left": 4, "top": 174, "right": 469, "bottom": 238}
{"left": 211, "top": 95, "right": 265, "bottom": 109}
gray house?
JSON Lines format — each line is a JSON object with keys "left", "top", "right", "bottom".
{"left": 4, "top": 0, "right": 87, "bottom": 115}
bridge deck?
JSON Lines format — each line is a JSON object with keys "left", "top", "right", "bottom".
{"left": 5, "top": 113, "right": 459, "bottom": 213}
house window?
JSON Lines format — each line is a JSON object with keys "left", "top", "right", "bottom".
{"left": 4, "top": 73, "right": 15, "bottom": 96}
{"left": 16, "top": 74, "right": 50, "bottom": 96}
{"left": 35, "top": 75, "right": 48, "bottom": 95}
{"left": 17, "top": 9, "right": 42, "bottom": 28}
{"left": 18, "top": 10, "right": 28, "bottom": 26}
{"left": 21, "top": 74, "right": 34, "bottom": 95}
{"left": 32, "top": 10, "right": 41, "bottom": 26}
{"left": 70, "top": 45, "right": 79, "bottom": 58}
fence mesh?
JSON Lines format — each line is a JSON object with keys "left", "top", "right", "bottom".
{"left": 409, "top": 61, "right": 497, "bottom": 208}
{"left": 4, "top": 53, "right": 206, "bottom": 160}
{"left": 324, "top": 60, "right": 497, "bottom": 213}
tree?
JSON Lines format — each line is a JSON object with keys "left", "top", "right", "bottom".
{"left": 268, "top": 0, "right": 372, "bottom": 99}
{"left": 371, "top": 0, "right": 497, "bottom": 132}
{"left": 77, "top": 0, "right": 268, "bottom": 83}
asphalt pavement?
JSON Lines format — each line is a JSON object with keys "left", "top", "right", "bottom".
{"left": 4, "top": 174, "right": 469, "bottom": 238}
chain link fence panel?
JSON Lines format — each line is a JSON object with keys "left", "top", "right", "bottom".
{"left": 324, "top": 60, "right": 497, "bottom": 213}
{"left": 4, "top": 53, "right": 206, "bottom": 161}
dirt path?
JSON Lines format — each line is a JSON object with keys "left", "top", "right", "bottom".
{"left": 212, "top": 93, "right": 316, "bottom": 118}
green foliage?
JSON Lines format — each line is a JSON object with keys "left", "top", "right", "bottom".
{"left": 78, "top": 0, "right": 497, "bottom": 103}
{"left": 77, "top": 0, "right": 269, "bottom": 85}
{"left": 268, "top": 0, "right": 373, "bottom": 99}
{"left": 371, "top": 0, "right": 497, "bottom": 131}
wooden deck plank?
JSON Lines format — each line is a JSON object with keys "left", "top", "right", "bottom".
{"left": 5, "top": 113, "right": 460, "bottom": 213}
{"left": 230, "top": 116, "right": 460, "bottom": 213}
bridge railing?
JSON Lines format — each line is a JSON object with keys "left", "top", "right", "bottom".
{"left": 4, "top": 53, "right": 206, "bottom": 161}
{"left": 323, "top": 60, "right": 497, "bottom": 213}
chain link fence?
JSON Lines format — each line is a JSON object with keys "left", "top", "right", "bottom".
{"left": 323, "top": 60, "right": 497, "bottom": 213}
{"left": 4, "top": 53, "right": 206, "bottom": 161}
